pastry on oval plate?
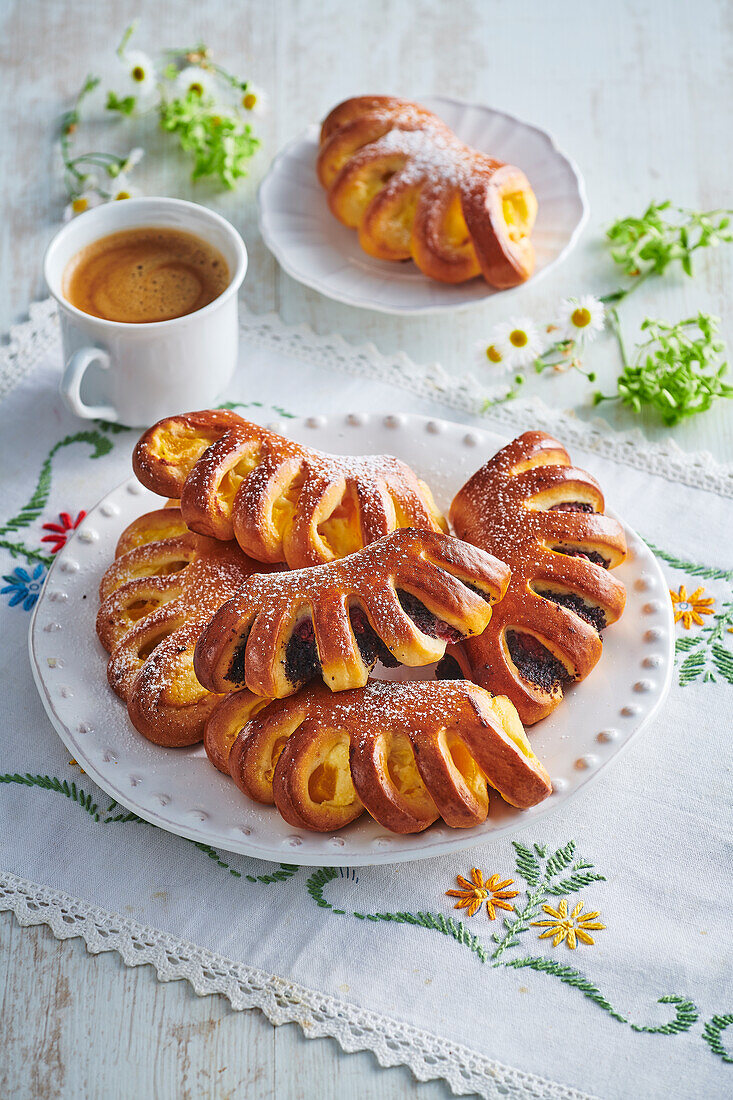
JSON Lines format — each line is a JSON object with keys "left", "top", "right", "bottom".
{"left": 194, "top": 528, "right": 510, "bottom": 698}
{"left": 97, "top": 506, "right": 272, "bottom": 747}
{"left": 449, "top": 431, "right": 627, "bottom": 724}
{"left": 133, "top": 409, "right": 446, "bottom": 570}
{"left": 205, "top": 679, "right": 552, "bottom": 834}
{"left": 318, "top": 95, "right": 537, "bottom": 289}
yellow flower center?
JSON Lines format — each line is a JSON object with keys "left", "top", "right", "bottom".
{"left": 571, "top": 307, "right": 592, "bottom": 329}
{"left": 486, "top": 344, "right": 503, "bottom": 363}
{"left": 114, "top": 191, "right": 131, "bottom": 201}
{"left": 189, "top": 82, "right": 204, "bottom": 96}
{"left": 509, "top": 329, "right": 528, "bottom": 348}
{"left": 72, "top": 197, "right": 88, "bottom": 214}
{"left": 242, "top": 92, "right": 257, "bottom": 110}
{"left": 132, "top": 66, "right": 146, "bottom": 83}
{"left": 211, "top": 116, "right": 222, "bottom": 127}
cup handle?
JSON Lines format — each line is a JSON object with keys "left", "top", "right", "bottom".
{"left": 60, "top": 346, "right": 118, "bottom": 422}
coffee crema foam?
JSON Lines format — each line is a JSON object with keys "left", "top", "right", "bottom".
{"left": 63, "top": 227, "right": 230, "bottom": 323}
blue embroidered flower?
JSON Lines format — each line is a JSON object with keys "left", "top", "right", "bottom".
{"left": 1, "top": 564, "right": 47, "bottom": 611}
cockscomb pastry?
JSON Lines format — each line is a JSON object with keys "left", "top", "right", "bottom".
{"left": 318, "top": 95, "right": 537, "bottom": 289}
{"left": 206, "top": 679, "right": 552, "bottom": 834}
{"left": 97, "top": 507, "right": 270, "bottom": 746}
{"left": 449, "top": 431, "right": 626, "bottom": 724}
{"left": 133, "top": 409, "right": 446, "bottom": 569}
{"left": 194, "top": 528, "right": 510, "bottom": 699}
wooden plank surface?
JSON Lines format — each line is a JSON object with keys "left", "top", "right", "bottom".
{"left": 1, "top": 1, "right": 732, "bottom": 1098}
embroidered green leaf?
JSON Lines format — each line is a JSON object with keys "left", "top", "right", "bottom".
{"left": 545, "top": 840, "right": 576, "bottom": 877}
{"left": 512, "top": 841, "right": 541, "bottom": 886}
{"left": 504, "top": 955, "right": 627, "bottom": 1022}
{"left": 533, "top": 843, "right": 548, "bottom": 858}
{"left": 675, "top": 635, "right": 701, "bottom": 654}
{"left": 0, "top": 772, "right": 101, "bottom": 820}
{"left": 679, "top": 650, "right": 706, "bottom": 685}
{"left": 643, "top": 540, "right": 733, "bottom": 582}
{"left": 702, "top": 1013, "right": 733, "bottom": 1062}
{"left": 630, "top": 995, "right": 700, "bottom": 1034}
{"left": 545, "top": 871, "right": 607, "bottom": 896}
{"left": 0, "top": 538, "right": 53, "bottom": 567}
{"left": 711, "top": 643, "right": 733, "bottom": 684}
{"left": 0, "top": 430, "right": 113, "bottom": 537}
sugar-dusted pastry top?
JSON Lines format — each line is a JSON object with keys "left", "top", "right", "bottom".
{"left": 97, "top": 506, "right": 270, "bottom": 747}
{"left": 318, "top": 95, "right": 537, "bottom": 289}
{"left": 133, "top": 409, "right": 446, "bottom": 569}
{"left": 449, "top": 431, "right": 627, "bottom": 724}
{"left": 194, "top": 528, "right": 510, "bottom": 698}
{"left": 205, "top": 678, "right": 552, "bottom": 834}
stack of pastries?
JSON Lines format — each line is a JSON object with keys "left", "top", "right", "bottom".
{"left": 97, "top": 411, "right": 627, "bottom": 835}
{"left": 317, "top": 96, "right": 538, "bottom": 289}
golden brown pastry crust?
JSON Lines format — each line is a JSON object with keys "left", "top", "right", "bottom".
{"left": 194, "top": 528, "right": 510, "bottom": 698}
{"left": 450, "top": 431, "right": 627, "bottom": 724}
{"left": 133, "top": 410, "right": 446, "bottom": 569}
{"left": 318, "top": 95, "right": 537, "bottom": 289}
{"left": 97, "top": 507, "right": 268, "bottom": 746}
{"left": 214, "top": 679, "right": 551, "bottom": 834}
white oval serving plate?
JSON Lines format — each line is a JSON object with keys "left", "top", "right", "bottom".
{"left": 30, "top": 414, "right": 673, "bottom": 866}
{"left": 258, "top": 95, "right": 588, "bottom": 315}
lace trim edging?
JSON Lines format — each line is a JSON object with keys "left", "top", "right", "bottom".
{"left": 1, "top": 297, "right": 729, "bottom": 498}
{"left": 0, "top": 872, "right": 595, "bottom": 1100}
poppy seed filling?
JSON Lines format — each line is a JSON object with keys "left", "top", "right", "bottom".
{"left": 506, "top": 630, "right": 572, "bottom": 694}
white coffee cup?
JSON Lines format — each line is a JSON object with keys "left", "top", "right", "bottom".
{"left": 44, "top": 196, "right": 247, "bottom": 426}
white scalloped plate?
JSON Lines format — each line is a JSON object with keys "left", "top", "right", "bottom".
{"left": 29, "top": 414, "right": 673, "bottom": 866}
{"left": 258, "top": 95, "right": 588, "bottom": 314}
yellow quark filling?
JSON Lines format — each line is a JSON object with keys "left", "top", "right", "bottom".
{"left": 308, "top": 739, "right": 355, "bottom": 806}
{"left": 501, "top": 189, "right": 538, "bottom": 243}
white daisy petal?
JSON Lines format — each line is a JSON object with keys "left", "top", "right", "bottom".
{"left": 557, "top": 294, "right": 605, "bottom": 343}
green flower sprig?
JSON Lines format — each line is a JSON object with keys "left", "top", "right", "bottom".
{"left": 480, "top": 200, "right": 733, "bottom": 426}
{"left": 593, "top": 313, "right": 732, "bottom": 424}
{"left": 59, "top": 22, "right": 263, "bottom": 213}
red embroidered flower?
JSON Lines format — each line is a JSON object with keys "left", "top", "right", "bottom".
{"left": 41, "top": 511, "right": 86, "bottom": 554}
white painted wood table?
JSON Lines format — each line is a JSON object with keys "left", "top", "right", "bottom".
{"left": 1, "top": 1, "right": 731, "bottom": 1096}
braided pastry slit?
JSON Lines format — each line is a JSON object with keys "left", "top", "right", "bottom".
{"left": 194, "top": 529, "right": 510, "bottom": 698}
{"left": 134, "top": 411, "right": 447, "bottom": 568}
{"left": 211, "top": 680, "right": 551, "bottom": 834}
{"left": 450, "top": 431, "right": 627, "bottom": 724}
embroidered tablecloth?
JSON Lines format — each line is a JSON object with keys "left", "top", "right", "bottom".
{"left": 1, "top": 303, "right": 731, "bottom": 1100}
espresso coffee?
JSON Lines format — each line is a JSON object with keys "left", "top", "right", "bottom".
{"left": 62, "top": 227, "right": 230, "bottom": 323}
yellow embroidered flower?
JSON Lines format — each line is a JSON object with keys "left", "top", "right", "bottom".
{"left": 670, "top": 584, "right": 715, "bottom": 629}
{"left": 532, "top": 899, "right": 605, "bottom": 949}
{"left": 446, "top": 868, "right": 519, "bottom": 919}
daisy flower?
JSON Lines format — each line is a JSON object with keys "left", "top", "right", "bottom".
{"left": 108, "top": 49, "right": 157, "bottom": 110}
{"left": 492, "top": 317, "right": 542, "bottom": 368}
{"left": 241, "top": 84, "right": 267, "bottom": 114}
{"left": 63, "top": 191, "right": 102, "bottom": 221}
{"left": 109, "top": 175, "right": 141, "bottom": 201}
{"left": 474, "top": 338, "right": 509, "bottom": 372}
{"left": 175, "top": 65, "right": 216, "bottom": 100}
{"left": 558, "top": 295, "right": 605, "bottom": 343}
{"left": 121, "top": 146, "right": 145, "bottom": 172}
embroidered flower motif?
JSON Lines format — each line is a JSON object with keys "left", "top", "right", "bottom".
{"left": 531, "top": 899, "right": 605, "bottom": 949}
{"left": 670, "top": 584, "right": 715, "bottom": 629}
{"left": 1, "top": 564, "right": 47, "bottom": 611}
{"left": 446, "top": 868, "right": 519, "bottom": 919}
{"left": 42, "top": 511, "right": 86, "bottom": 554}
{"left": 557, "top": 295, "right": 605, "bottom": 343}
